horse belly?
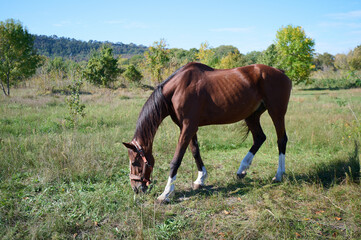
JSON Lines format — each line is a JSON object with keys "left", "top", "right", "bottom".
{"left": 199, "top": 93, "right": 262, "bottom": 126}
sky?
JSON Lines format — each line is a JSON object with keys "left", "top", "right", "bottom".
{"left": 1, "top": 0, "right": 361, "bottom": 55}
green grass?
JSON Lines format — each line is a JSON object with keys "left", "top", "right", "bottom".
{"left": 0, "top": 87, "right": 360, "bottom": 239}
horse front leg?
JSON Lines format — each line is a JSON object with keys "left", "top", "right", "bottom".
{"left": 157, "top": 123, "right": 197, "bottom": 203}
{"left": 189, "top": 134, "right": 207, "bottom": 190}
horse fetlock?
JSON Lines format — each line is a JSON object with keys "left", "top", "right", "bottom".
{"left": 193, "top": 166, "right": 207, "bottom": 186}
{"left": 157, "top": 184, "right": 175, "bottom": 203}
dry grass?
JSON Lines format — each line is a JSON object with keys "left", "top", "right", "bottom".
{"left": 0, "top": 87, "right": 360, "bottom": 239}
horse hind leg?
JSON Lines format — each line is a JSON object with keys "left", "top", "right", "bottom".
{"left": 270, "top": 114, "right": 288, "bottom": 182}
{"left": 237, "top": 104, "right": 266, "bottom": 178}
{"left": 189, "top": 134, "right": 207, "bottom": 189}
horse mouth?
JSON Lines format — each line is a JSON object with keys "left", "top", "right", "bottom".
{"left": 132, "top": 184, "right": 148, "bottom": 194}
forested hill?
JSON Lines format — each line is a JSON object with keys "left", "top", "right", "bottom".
{"left": 33, "top": 34, "right": 148, "bottom": 61}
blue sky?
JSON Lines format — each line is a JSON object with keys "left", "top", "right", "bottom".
{"left": 1, "top": 0, "right": 361, "bottom": 54}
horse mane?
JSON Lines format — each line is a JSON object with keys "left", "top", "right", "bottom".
{"left": 134, "top": 66, "right": 184, "bottom": 147}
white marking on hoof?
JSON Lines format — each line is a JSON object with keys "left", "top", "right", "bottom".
{"left": 157, "top": 176, "right": 176, "bottom": 203}
{"left": 193, "top": 166, "right": 207, "bottom": 186}
{"left": 237, "top": 152, "right": 254, "bottom": 176}
{"left": 273, "top": 153, "right": 285, "bottom": 182}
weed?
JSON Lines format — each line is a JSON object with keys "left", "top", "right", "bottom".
{"left": 65, "top": 79, "right": 85, "bottom": 128}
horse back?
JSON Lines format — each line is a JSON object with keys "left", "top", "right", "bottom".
{"left": 162, "top": 63, "right": 291, "bottom": 126}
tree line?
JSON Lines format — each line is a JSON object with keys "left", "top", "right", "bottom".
{"left": 1, "top": 18, "right": 360, "bottom": 96}
{"left": 33, "top": 34, "right": 148, "bottom": 61}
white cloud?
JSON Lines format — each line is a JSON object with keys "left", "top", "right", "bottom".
{"left": 327, "top": 10, "right": 361, "bottom": 19}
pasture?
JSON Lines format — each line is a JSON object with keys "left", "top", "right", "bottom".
{"left": 0, "top": 87, "right": 360, "bottom": 239}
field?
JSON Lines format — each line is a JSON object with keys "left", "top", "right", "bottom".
{"left": 0, "top": 86, "right": 360, "bottom": 239}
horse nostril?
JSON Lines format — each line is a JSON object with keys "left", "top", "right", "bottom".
{"left": 140, "top": 185, "right": 148, "bottom": 193}
{"left": 132, "top": 186, "right": 139, "bottom": 194}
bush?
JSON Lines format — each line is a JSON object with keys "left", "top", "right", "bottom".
{"left": 123, "top": 64, "right": 143, "bottom": 84}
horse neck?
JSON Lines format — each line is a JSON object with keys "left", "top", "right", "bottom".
{"left": 133, "top": 86, "right": 170, "bottom": 152}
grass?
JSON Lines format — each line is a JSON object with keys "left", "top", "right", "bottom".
{"left": 0, "top": 86, "right": 360, "bottom": 239}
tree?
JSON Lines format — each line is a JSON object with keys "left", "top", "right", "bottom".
{"left": 334, "top": 54, "right": 348, "bottom": 70}
{"left": 213, "top": 45, "right": 239, "bottom": 59}
{"left": 82, "top": 45, "right": 120, "bottom": 87}
{"left": 0, "top": 19, "right": 42, "bottom": 96}
{"left": 144, "top": 39, "right": 170, "bottom": 84}
{"left": 123, "top": 64, "right": 143, "bottom": 84}
{"left": 258, "top": 44, "right": 278, "bottom": 67}
{"left": 313, "top": 52, "right": 335, "bottom": 71}
{"left": 47, "top": 57, "right": 68, "bottom": 80}
{"left": 244, "top": 51, "right": 263, "bottom": 65}
{"left": 218, "top": 50, "right": 246, "bottom": 69}
{"left": 275, "top": 25, "right": 315, "bottom": 84}
{"left": 347, "top": 45, "right": 361, "bottom": 70}
{"left": 196, "top": 42, "right": 217, "bottom": 67}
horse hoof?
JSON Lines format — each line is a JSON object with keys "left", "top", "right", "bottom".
{"left": 272, "top": 177, "right": 282, "bottom": 183}
{"left": 193, "top": 184, "right": 203, "bottom": 190}
{"left": 237, "top": 172, "right": 247, "bottom": 179}
{"left": 156, "top": 197, "right": 170, "bottom": 204}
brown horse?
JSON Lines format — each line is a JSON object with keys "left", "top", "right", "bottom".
{"left": 123, "top": 62, "right": 292, "bottom": 202}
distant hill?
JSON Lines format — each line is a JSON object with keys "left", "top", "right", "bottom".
{"left": 33, "top": 34, "right": 148, "bottom": 61}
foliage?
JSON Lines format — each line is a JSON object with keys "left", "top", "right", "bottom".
{"left": 347, "top": 45, "right": 361, "bottom": 71}
{"left": 0, "top": 19, "right": 42, "bottom": 96}
{"left": 218, "top": 50, "right": 246, "bottom": 69}
{"left": 334, "top": 54, "right": 349, "bottom": 70}
{"left": 310, "top": 69, "right": 361, "bottom": 89}
{"left": 313, "top": 52, "right": 335, "bottom": 71}
{"left": 123, "top": 64, "right": 143, "bottom": 84}
{"left": 46, "top": 57, "right": 69, "bottom": 79}
{"left": 33, "top": 34, "right": 147, "bottom": 61}
{"left": 196, "top": 41, "right": 217, "bottom": 67}
{"left": 144, "top": 39, "right": 170, "bottom": 84}
{"left": 82, "top": 45, "right": 120, "bottom": 87}
{"left": 244, "top": 50, "right": 263, "bottom": 65}
{"left": 213, "top": 45, "right": 239, "bottom": 59}
{"left": 65, "top": 79, "right": 85, "bottom": 128}
{"left": 258, "top": 44, "right": 278, "bottom": 67}
{"left": 275, "top": 25, "right": 315, "bottom": 84}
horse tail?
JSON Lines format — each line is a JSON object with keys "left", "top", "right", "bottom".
{"left": 240, "top": 121, "right": 250, "bottom": 143}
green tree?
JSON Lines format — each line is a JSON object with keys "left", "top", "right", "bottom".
{"left": 144, "top": 39, "right": 170, "bottom": 84}
{"left": 123, "top": 64, "right": 143, "bottom": 84}
{"left": 275, "top": 25, "right": 315, "bottom": 84}
{"left": 347, "top": 45, "right": 361, "bottom": 70}
{"left": 196, "top": 42, "right": 217, "bottom": 67}
{"left": 47, "top": 57, "right": 68, "bottom": 79}
{"left": 334, "top": 53, "right": 349, "bottom": 70}
{"left": 0, "top": 19, "right": 42, "bottom": 96}
{"left": 213, "top": 45, "right": 239, "bottom": 59}
{"left": 218, "top": 50, "right": 246, "bottom": 69}
{"left": 258, "top": 44, "right": 278, "bottom": 67}
{"left": 82, "top": 45, "right": 120, "bottom": 87}
{"left": 244, "top": 51, "right": 262, "bottom": 65}
{"left": 313, "top": 52, "right": 335, "bottom": 71}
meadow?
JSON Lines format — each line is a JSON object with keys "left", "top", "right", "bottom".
{"left": 0, "top": 85, "right": 360, "bottom": 239}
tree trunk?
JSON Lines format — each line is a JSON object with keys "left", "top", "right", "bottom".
{"left": 0, "top": 79, "right": 8, "bottom": 96}
{"left": 7, "top": 74, "right": 10, "bottom": 96}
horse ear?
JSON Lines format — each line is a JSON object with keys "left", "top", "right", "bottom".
{"left": 123, "top": 142, "right": 137, "bottom": 152}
